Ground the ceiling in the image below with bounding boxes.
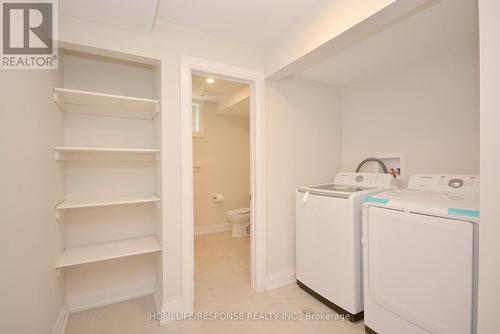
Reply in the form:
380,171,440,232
60,0,324,46
297,0,478,86
156,0,324,46
192,75,245,102
60,0,159,34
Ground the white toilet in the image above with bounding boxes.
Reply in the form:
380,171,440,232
226,207,250,237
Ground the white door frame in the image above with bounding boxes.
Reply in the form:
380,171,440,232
180,56,266,312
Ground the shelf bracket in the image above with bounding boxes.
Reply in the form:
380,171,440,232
55,200,65,219
153,194,161,209
54,150,61,161
152,103,159,120
56,268,61,277
53,90,67,112
155,152,160,161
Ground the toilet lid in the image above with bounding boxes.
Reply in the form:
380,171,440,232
228,207,250,214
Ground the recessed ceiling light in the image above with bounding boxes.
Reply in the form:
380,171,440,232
206,77,215,84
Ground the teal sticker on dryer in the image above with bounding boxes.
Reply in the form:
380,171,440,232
364,197,389,205
448,208,480,218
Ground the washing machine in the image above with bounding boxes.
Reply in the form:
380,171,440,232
362,174,479,334
295,172,397,321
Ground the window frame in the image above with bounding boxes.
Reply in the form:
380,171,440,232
192,101,205,138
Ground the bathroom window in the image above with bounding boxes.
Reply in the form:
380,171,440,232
192,101,205,138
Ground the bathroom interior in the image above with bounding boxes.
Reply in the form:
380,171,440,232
191,74,252,301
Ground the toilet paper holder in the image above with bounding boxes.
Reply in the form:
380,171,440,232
212,194,224,202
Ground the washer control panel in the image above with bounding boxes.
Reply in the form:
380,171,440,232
334,172,397,188
408,174,479,194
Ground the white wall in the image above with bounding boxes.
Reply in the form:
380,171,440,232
3,4,487,331
341,48,479,179
266,77,342,275
265,0,397,75
57,4,482,316
264,45,480,285
193,101,250,229
59,16,263,305
478,1,500,333
0,70,66,333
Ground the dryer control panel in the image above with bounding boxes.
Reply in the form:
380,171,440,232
408,174,479,194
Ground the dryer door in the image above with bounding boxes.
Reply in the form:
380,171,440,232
366,207,474,334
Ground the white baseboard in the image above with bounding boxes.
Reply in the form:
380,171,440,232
194,222,231,235
159,299,183,326
266,268,296,291
67,278,155,313
52,301,69,334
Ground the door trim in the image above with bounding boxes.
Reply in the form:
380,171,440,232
180,56,266,312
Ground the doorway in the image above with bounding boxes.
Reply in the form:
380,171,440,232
180,56,266,313
192,73,251,302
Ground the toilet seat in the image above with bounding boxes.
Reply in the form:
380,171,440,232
228,207,250,215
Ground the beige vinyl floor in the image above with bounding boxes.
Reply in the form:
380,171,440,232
65,231,365,334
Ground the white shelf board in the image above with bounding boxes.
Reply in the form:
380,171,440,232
54,146,160,154
53,87,159,119
56,194,160,211
56,236,161,268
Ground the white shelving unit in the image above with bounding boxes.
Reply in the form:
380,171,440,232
56,236,161,269
53,146,160,160
53,87,159,119
53,49,163,311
